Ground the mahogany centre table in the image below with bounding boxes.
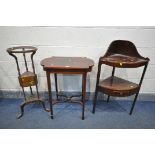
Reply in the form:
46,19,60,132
41,56,94,120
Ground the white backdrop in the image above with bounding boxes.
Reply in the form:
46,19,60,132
0,26,155,93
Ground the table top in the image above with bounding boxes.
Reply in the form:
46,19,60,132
40,56,94,70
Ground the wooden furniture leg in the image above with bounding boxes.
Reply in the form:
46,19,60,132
54,73,59,101
46,71,53,119
107,67,115,103
129,93,139,115
129,63,148,115
92,63,101,113
81,73,87,120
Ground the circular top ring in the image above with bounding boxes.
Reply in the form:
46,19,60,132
7,46,37,54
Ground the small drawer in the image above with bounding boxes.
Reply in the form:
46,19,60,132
112,90,123,95
19,75,38,87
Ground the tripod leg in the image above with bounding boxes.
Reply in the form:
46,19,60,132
39,100,50,112
16,102,27,119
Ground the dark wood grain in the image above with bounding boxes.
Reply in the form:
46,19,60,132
98,76,139,97
40,56,94,70
41,56,94,120
93,40,149,115
101,54,148,68
100,40,149,68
